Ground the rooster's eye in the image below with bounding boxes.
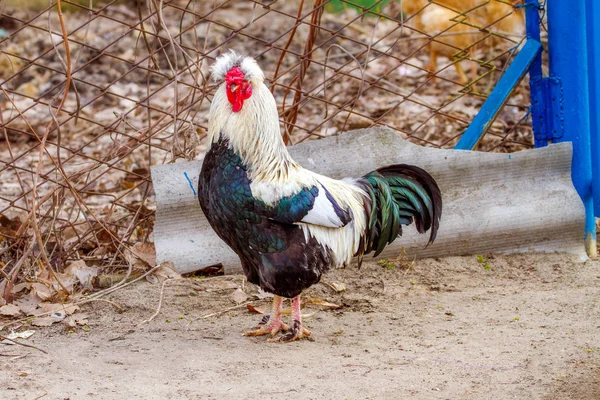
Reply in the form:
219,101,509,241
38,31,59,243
230,83,237,92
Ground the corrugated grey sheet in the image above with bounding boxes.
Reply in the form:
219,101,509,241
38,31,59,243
151,127,587,274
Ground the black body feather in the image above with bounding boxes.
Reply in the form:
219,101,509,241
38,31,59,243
198,137,442,297
198,137,332,298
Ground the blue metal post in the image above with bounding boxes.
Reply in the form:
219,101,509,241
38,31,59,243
587,0,600,219
547,0,596,255
454,40,541,150
455,0,543,150
525,0,550,148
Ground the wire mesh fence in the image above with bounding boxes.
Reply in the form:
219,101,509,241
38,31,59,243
0,0,536,300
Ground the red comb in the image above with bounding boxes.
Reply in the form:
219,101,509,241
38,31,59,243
226,66,245,83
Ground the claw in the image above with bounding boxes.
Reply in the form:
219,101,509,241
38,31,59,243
243,296,288,337
243,319,289,337
257,314,271,326
275,320,311,342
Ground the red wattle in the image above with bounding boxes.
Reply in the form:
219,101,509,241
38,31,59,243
225,67,252,112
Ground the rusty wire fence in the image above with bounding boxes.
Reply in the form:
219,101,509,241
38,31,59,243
0,0,535,301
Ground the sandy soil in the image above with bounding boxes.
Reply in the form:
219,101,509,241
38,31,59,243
1,252,599,400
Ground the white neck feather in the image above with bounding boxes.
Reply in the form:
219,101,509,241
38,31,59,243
207,82,299,182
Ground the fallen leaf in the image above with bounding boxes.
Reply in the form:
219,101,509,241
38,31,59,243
13,292,41,315
6,330,35,340
10,282,31,295
154,261,182,280
0,304,21,317
129,242,156,267
146,274,158,285
64,317,77,329
74,314,89,326
31,312,65,327
38,303,79,316
230,288,248,304
2,331,35,345
51,272,76,293
323,281,346,292
305,298,343,310
30,318,53,327
64,313,89,328
65,260,98,289
247,304,264,314
30,283,53,301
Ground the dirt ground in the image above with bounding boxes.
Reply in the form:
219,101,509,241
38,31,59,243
1,252,599,400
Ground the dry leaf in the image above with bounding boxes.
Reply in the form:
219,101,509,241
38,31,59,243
14,292,41,316
230,288,248,304
323,281,346,292
66,260,98,289
51,272,76,293
247,304,264,314
10,282,31,294
31,312,66,327
64,313,89,328
129,242,156,267
38,302,79,316
153,261,182,280
30,282,53,301
0,304,21,317
64,317,77,329
31,317,54,327
74,313,89,326
305,298,343,310
5,330,35,340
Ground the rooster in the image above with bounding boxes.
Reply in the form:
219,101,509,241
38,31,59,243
198,52,442,342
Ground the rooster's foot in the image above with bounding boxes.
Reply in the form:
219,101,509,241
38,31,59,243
269,320,311,343
243,315,288,337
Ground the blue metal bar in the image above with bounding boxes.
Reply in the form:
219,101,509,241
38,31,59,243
525,0,548,147
587,0,600,218
455,40,542,150
547,0,596,255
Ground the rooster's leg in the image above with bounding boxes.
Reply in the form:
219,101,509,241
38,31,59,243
426,46,438,82
454,61,469,85
243,295,288,337
280,295,311,342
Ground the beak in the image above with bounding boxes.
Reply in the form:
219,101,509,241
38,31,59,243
227,81,252,113
231,85,244,112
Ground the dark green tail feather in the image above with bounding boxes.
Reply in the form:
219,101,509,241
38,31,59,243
356,164,442,264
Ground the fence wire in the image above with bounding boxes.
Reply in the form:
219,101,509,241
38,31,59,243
0,0,536,299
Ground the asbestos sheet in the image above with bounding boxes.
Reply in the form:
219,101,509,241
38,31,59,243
151,127,587,274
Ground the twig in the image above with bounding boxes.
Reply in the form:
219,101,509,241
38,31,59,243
192,301,257,322
0,335,48,354
77,298,124,312
138,278,180,325
108,329,135,342
0,353,26,358
85,265,161,301
33,392,48,400
0,268,157,331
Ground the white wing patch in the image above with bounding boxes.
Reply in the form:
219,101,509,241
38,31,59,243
300,183,345,228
